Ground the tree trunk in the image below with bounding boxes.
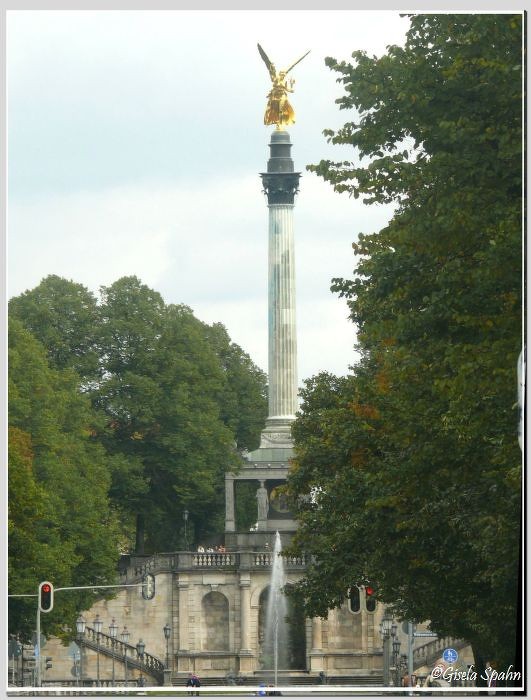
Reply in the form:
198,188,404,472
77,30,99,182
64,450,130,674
135,513,145,554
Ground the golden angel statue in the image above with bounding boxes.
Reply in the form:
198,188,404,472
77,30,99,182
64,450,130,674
258,43,310,128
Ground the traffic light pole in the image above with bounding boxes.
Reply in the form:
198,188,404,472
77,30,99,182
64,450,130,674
9,576,155,687
407,622,414,693
36,606,41,687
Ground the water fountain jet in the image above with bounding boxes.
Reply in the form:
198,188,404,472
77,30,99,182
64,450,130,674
264,532,289,686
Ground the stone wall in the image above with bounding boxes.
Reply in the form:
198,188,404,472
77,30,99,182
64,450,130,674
42,555,384,684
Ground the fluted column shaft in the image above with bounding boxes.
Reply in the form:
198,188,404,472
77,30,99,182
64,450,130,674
268,203,298,419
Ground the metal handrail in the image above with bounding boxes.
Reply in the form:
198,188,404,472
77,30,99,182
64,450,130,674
82,626,164,684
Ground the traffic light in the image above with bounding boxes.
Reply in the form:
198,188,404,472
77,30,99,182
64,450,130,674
45,656,53,670
39,581,54,613
348,586,361,613
142,573,155,600
365,585,377,612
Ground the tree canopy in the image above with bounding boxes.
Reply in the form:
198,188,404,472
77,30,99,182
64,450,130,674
287,13,522,672
9,275,267,562
8,318,121,639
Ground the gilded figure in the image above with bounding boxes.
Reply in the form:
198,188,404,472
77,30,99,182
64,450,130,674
258,43,310,128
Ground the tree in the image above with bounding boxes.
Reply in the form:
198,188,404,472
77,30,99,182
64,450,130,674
205,322,268,452
9,275,100,379
8,319,121,639
287,13,522,672
93,278,255,552
9,274,268,553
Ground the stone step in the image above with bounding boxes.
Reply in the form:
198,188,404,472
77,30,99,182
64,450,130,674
170,674,383,687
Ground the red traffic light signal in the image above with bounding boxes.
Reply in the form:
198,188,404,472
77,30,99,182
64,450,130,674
365,585,377,612
39,581,54,613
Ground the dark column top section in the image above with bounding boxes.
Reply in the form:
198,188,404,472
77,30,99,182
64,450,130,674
260,130,301,205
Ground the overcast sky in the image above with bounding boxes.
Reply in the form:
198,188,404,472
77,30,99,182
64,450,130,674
7,10,408,385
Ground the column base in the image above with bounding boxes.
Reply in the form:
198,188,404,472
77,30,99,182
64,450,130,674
163,669,172,686
309,653,326,672
238,653,255,673
259,417,294,449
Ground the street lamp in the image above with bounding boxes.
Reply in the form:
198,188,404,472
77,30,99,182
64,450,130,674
136,639,145,684
183,510,189,550
163,623,171,670
379,611,394,686
109,618,118,686
392,637,401,685
76,616,86,687
93,614,103,684
401,653,409,686
121,626,130,686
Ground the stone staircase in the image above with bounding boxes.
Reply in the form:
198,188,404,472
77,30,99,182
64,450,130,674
171,673,383,687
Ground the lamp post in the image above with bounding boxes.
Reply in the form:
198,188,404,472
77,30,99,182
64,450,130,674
183,510,189,550
93,614,103,684
379,612,393,686
392,637,401,685
136,638,145,685
109,618,118,686
121,626,130,686
400,653,408,687
76,616,86,687
163,623,171,669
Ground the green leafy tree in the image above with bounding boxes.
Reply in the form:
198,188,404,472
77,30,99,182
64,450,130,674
8,319,121,639
10,274,268,554
9,275,100,378
93,278,244,552
205,322,267,452
287,13,522,673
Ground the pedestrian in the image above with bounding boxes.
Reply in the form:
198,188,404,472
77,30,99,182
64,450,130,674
186,672,201,695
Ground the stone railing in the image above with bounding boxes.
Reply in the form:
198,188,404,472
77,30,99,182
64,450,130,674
413,636,469,670
82,626,164,685
121,551,310,581
251,553,309,568
193,552,238,567
127,553,176,578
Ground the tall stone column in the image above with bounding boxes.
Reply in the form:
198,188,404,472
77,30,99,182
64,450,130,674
239,578,251,653
260,130,300,446
311,616,323,652
225,473,235,532
178,577,189,658
310,616,325,672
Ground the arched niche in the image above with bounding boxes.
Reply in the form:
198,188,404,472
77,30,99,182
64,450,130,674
201,590,229,651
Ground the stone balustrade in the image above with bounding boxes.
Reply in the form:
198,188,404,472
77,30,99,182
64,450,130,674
192,553,238,567
413,636,468,669
121,550,310,582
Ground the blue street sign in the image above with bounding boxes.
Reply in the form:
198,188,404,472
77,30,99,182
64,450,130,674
443,648,458,664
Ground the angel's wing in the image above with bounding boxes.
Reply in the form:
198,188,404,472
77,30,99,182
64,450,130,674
257,43,276,80
285,49,311,76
